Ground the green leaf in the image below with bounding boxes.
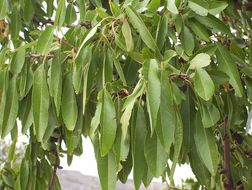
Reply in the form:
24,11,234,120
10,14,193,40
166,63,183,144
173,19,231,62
200,103,220,128
216,44,243,97
10,47,26,75
156,70,176,152
156,15,168,51
120,80,145,138
55,0,66,27
111,52,127,86
65,3,77,25
10,6,21,39
148,0,160,12
167,0,178,14
125,6,158,52
208,1,228,15
20,160,29,190
144,132,168,177
170,111,183,181
1,77,18,138
188,0,209,16
0,0,8,19
100,89,117,156
131,104,147,189
181,25,194,56
48,51,62,116
144,59,161,132
189,53,211,70
32,64,50,142
195,15,231,34
122,19,134,51
194,68,215,101
62,73,78,131
36,26,54,55
188,19,210,42
23,0,35,25
194,112,219,176
94,138,117,190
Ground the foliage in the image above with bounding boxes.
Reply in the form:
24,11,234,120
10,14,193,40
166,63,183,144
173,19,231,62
0,0,252,189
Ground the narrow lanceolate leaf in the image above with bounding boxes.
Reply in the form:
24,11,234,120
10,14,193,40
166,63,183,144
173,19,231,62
125,6,158,52
1,78,18,138
121,80,145,138
55,0,66,27
32,64,50,142
208,1,228,15
144,132,168,177
194,112,219,176
100,89,117,156
188,19,210,42
65,3,77,25
20,160,29,190
122,19,134,51
156,70,176,152
62,73,78,131
131,104,147,190
94,138,117,190
194,68,215,101
10,6,21,39
48,51,62,116
23,0,35,25
156,15,168,51
0,0,8,19
188,0,209,16
10,47,26,75
200,103,220,128
36,26,54,55
189,53,211,70
170,111,183,181
144,59,161,132
216,44,243,97
167,0,178,14
181,25,194,56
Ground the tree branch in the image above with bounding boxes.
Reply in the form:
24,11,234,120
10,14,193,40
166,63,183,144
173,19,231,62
48,165,57,190
223,116,233,190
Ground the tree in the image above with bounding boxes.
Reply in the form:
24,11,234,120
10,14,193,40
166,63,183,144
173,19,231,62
0,0,252,189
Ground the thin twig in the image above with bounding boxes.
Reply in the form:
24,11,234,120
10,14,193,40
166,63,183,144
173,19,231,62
48,165,57,190
223,116,233,190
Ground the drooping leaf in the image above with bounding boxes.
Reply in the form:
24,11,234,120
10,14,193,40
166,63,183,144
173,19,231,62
94,138,117,190
156,69,176,152
36,26,54,55
194,112,219,176
32,64,50,142
10,47,26,75
194,68,215,101
181,25,194,56
48,51,62,116
100,89,117,156
0,0,8,19
144,59,161,133
122,19,134,51
144,132,168,177
188,19,210,42
125,6,158,52
1,77,18,138
200,103,220,128
65,3,77,25
156,15,168,51
131,104,147,190
216,44,243,97
62,73,78,131
55,0,66,27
